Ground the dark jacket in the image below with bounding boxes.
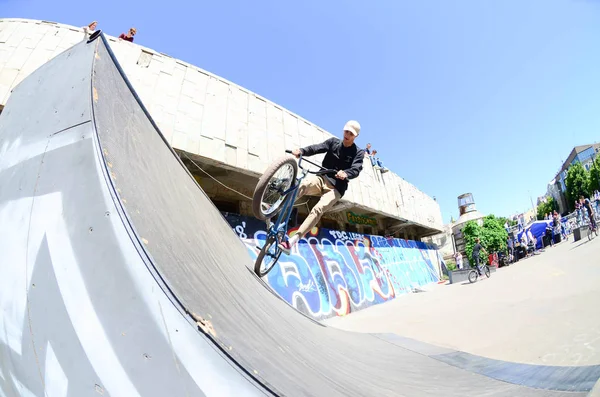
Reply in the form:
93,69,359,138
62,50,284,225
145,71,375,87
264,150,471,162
300,137,364,197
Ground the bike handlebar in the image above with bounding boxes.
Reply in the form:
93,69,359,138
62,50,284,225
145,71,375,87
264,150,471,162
285,149,337,175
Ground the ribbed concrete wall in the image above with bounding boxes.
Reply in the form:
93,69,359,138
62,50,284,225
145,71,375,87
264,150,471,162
0,18,443,233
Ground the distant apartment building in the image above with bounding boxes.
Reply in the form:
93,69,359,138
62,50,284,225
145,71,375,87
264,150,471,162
547,143,600,214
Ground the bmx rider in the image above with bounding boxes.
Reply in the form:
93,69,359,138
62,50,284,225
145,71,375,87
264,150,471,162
278,120,365,254
580,195,597,230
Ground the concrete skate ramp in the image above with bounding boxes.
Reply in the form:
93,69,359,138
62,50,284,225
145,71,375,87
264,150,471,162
0,33,597,396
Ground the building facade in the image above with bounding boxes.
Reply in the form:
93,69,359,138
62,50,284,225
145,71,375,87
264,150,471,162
549,144,600,214
0,18,444,239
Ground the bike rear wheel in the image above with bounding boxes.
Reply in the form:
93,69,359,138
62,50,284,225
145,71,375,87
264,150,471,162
254,234,282,277
252,156,298,221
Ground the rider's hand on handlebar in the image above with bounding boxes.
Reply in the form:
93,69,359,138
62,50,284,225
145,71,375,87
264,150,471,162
292,149,301,158
335,170,348,180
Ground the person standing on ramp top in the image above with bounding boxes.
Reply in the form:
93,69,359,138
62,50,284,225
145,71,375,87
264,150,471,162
278,120,365,254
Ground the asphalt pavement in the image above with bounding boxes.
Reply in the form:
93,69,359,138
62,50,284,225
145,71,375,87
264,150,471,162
325,233,600,367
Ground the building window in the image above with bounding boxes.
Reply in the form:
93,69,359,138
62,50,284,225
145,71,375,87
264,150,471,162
319,218,338,230
137,50,153,68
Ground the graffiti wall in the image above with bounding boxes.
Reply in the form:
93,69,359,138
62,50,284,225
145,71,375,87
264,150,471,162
223,212,444,321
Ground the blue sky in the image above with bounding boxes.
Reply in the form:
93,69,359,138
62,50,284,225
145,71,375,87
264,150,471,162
4,0,600,223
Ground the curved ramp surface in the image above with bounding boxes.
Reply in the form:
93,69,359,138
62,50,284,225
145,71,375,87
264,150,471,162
0,33,594,396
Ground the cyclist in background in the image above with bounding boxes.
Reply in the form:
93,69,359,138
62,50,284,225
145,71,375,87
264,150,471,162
472,238,489,276
580,195,597,231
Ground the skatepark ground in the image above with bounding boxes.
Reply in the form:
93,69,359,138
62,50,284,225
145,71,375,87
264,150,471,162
325,233,600,367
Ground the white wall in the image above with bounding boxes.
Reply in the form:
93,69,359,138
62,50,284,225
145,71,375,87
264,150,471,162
0,18,444,233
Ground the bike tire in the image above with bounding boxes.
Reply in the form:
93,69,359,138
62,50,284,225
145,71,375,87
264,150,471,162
254,234,282,277
484,265,490,278
468,270,478,283
252,155,298,221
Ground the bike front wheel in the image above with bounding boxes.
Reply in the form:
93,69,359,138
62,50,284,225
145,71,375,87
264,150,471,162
484,265,490,278
468,270,478,283
254,234,282,277
252,155,298,221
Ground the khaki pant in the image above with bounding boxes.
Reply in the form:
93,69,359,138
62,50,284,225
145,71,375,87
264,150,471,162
295,175,341,237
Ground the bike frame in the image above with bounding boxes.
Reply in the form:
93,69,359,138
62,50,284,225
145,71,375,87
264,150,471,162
264,154,332,243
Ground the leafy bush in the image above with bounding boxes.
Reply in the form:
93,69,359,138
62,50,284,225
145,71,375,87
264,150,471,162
497,216,517,227
463,220,483,262
537,197,558,220
588,156,600,194
566,162,590,211
462,215,508,265
446,260,457,271
481,215,509,253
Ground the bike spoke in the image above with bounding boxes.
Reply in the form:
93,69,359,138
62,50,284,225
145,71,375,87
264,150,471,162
260,163,294,217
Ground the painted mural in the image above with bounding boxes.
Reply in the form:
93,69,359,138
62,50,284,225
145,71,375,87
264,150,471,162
223,212,444,320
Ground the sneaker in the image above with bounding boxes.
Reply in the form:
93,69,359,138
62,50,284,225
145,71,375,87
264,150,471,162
278,234,299,255
278,240,292,255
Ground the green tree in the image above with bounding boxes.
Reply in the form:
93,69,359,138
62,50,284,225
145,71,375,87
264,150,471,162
481,215,509,253
462,215,508,266
497,216,517,227
588,156,600,194
462,220,483,263
536,197,558,220
565,162,590,211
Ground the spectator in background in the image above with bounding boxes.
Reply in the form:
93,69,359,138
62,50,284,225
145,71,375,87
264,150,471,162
364,145,390,173
579,195,597,231
454,251,463,269
371,150,389,173
119,27,137,42
526,228,537,253
545,222,554,247
520,231,528,253
82,21,97,38
575,200,582,226
552,210,562,241
507,235,514,262
561,219,567,241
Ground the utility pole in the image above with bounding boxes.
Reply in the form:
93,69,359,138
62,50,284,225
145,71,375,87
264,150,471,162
528,190,536,222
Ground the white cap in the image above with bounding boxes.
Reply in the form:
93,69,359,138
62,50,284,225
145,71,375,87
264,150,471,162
343,120,361,136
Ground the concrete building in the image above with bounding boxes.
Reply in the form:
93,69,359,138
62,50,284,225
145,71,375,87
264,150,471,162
421,223,455,261
549,143,600,214
423,193,486,265
0,18,444,239
451,193,485,260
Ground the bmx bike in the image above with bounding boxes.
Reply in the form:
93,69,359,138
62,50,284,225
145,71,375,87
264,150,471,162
468,263,490,283
250,150,336,277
